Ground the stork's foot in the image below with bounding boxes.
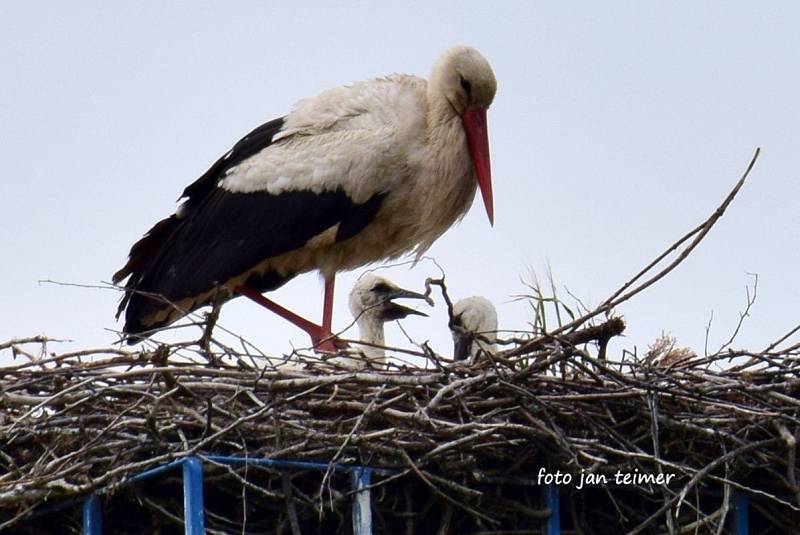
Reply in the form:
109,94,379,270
309,329,348,353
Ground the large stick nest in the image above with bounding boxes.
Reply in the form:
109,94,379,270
2,320,800,534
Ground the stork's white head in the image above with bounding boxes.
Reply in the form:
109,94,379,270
429,46,497,225
430,46,497,116
451,296,498,361
348,274,430,363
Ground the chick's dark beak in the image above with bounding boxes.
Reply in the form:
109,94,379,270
380,288,430,322
453,333,472,361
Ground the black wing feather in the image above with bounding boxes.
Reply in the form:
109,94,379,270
122,188,377,335
335,193,385,242
181,117,286,204
116,115,388,337
113,117,286,286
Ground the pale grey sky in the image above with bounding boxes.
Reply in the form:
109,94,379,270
2,2,798,364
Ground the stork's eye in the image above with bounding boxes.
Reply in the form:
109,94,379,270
459,75,472,96
372,282,392,294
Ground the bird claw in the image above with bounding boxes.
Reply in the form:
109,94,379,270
311,332,348,353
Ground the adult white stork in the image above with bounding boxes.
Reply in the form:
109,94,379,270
343,274,429,366
113,46,497,349
451,296,498,361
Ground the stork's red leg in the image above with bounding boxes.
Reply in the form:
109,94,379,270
314,275,338,352
238,285,336,350
322,275,335,336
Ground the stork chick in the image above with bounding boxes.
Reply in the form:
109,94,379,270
451,296,498,361
347,274,429,366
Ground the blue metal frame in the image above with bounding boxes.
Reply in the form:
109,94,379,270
732,492,749,535
543,483,560,535
182,457,205,535
204,455,376,535
351,467,373,535
81,461,755,535
81,456,378,535
81,493,102,534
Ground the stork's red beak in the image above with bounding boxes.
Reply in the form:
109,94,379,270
461,107,494,226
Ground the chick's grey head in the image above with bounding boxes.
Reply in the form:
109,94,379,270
349,274,429,324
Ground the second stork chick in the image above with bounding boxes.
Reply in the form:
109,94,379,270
451,296,498,361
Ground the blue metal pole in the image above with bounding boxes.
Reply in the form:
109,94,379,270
182,457,205,535
82,493,102,535
732,492,749,535
127,459,185,485
205,455,390,474
85,455,383,534
544,483,560,535
351,468,373,535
